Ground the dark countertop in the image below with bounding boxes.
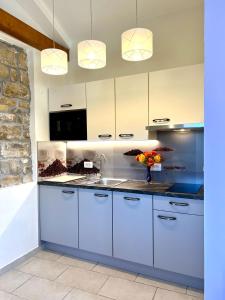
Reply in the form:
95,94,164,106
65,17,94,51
38,179,204,200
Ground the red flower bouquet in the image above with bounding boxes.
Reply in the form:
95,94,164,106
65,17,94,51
136,151,162,182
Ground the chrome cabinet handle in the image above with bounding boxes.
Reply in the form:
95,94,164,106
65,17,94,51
153,118,170,124
62,190,75,194
124,196,140,201
169,201,189,207
60,104,72,108
119,134,134,139
94,193,109,198
98,134,112,139
158,215,177,221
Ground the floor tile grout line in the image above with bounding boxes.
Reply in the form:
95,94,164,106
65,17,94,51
89,269,137,282
152,287,158,300
52,265,71,281
61,286,73,300
134,274,187,294
97,275,111,296
10,274,34,294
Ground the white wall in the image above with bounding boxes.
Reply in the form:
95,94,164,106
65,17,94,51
205,0,225,299
0,33,60,270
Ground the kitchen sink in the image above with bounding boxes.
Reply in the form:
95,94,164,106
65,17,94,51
92,178,127,187
118,180,172,190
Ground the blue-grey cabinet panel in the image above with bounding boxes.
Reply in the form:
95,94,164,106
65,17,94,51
113,192,153,266
79,189,112,256
154,210,204,278
39,186,78,248
153,196,204,216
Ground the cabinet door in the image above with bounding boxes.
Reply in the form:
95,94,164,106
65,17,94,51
113,192,153,266
40,186,78,248
149,64,204,126
79,189,112,256
115,73,148,140
154,210,204,278
49,83,86,112
86,79,115,141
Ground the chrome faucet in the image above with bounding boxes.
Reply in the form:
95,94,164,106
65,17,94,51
95,153,106,178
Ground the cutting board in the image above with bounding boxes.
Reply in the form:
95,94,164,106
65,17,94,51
45,175,85,183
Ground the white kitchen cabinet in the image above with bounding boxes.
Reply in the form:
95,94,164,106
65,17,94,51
79,189,113,256
154,199,204,278
86,79,115,140
49,83,86,112
113,192,153,266
39,186,78,248
115,73,149,140
149,64,204,126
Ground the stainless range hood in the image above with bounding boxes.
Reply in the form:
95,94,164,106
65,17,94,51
146,122,204,139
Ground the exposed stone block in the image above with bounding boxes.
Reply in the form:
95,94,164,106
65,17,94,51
0,175,22,187
0,44,17,67
20,70,29,86
0,41,32,187
0,160,22,175
2,81,30,100
0,63,9,80
0,97,17,112
18,51,28,70
22,173,33,183
0,142,30,157
19,100,30,110
17,112,30,124
0,112,16,122
0,125,21,140
10,68,18,82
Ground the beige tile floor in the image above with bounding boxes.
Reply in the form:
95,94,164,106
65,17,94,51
0,249,204,300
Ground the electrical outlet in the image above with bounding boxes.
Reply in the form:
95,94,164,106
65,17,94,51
151,163,162,171
84,161,93,168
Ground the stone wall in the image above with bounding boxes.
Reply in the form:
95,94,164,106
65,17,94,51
0,40,32,188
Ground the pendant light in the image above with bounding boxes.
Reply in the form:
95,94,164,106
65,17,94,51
41,0,68,75
122,0,153,62
78,0,106,69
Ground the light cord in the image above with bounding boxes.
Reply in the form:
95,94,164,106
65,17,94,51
90,0,93,39
136,0,138,27
52,0,55,48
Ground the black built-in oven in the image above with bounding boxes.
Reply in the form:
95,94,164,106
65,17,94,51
49,109,87,141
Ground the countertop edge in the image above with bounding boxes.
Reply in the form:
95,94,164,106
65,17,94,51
38,181,204,200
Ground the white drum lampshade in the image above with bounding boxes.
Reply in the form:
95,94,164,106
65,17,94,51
78,40,106,69
122,28,153,61
41,48,68,75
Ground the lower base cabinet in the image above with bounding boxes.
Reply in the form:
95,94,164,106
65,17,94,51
39,185,204,280
154,210,204,278
79,189,113,256
39,186,78,248
113,192,153,266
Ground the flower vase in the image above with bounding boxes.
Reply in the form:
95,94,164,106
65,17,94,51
146,166,152,183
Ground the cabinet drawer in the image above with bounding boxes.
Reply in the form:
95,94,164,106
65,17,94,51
153,196,204,216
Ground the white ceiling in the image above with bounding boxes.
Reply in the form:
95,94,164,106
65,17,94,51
0,0,204,82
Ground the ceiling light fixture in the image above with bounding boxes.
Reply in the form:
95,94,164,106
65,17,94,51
78,0,106,69
41,0,68,75
121,0,153,62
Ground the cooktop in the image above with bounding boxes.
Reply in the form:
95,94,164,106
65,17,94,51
167,183,203,194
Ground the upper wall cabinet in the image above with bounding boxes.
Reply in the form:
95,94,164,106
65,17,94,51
86,79,115,141
149,64,204,126
49,83,86,112
115,73,149,140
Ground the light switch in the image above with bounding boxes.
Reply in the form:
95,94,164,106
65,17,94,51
151,163,162,171
84,161,93,168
